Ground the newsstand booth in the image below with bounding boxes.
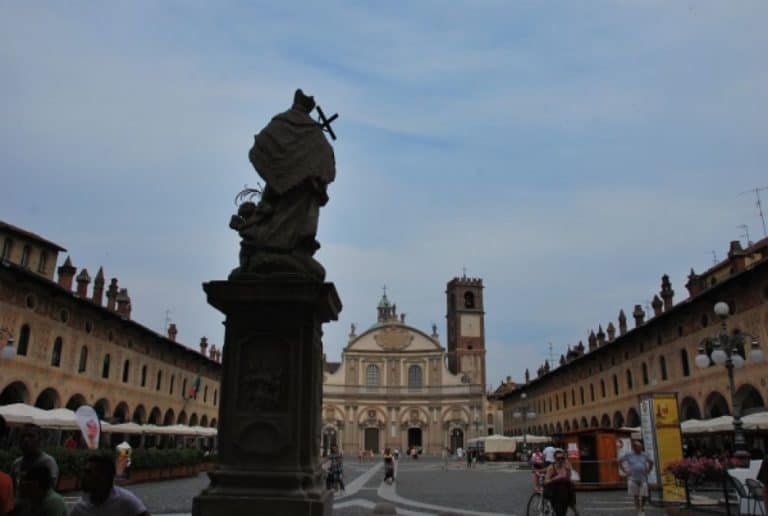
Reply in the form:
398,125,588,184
558,428,633,490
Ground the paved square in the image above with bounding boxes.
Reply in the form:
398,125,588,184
93,457,672,515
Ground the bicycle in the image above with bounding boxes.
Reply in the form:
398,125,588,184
526,471,554,516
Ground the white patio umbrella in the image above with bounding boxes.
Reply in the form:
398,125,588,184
161,424,203,436
105,422,145,435
742,411,768,430
705,415,735,432
0,403,47,424
34,408,80,430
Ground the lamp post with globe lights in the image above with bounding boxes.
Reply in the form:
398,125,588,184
513,392,536,458
0,327,15,360
695,301,764,464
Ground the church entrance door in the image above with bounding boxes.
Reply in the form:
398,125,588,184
450,428,464,453
408,428,422,450
364,428,379,453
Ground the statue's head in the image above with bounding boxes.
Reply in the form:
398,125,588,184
292,89,316,113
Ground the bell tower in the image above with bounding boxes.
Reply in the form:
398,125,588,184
446,274,485,387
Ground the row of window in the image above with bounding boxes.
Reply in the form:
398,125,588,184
532,349,691,414
364,364,423,387
1,238,48,273
13,324,217,406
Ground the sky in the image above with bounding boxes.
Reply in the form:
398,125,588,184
2,1,767,391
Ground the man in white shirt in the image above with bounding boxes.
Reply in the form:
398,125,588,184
70,455,149,516
542,445,557,465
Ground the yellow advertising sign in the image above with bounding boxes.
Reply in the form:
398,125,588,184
651,394,685,502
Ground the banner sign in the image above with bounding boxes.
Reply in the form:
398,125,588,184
75,405,101,449
639,393,685,503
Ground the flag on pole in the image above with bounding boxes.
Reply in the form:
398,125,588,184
188,376,202,399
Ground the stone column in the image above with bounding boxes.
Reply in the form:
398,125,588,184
193,277,341,516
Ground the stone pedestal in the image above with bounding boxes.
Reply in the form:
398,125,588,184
193,277,341,516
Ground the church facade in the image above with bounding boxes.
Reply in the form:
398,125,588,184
321,277,491,455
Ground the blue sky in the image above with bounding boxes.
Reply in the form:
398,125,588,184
2,1,767,390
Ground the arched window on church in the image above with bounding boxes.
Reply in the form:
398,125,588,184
408,365,423,389
366,364,380,387
464,292,475,309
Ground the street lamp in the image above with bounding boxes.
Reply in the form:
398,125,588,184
0,327,15,360
513,392,536,456
695,301,763,464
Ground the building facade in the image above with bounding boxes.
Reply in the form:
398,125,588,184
322,277,491,455
502,238,768,439
0,221,222,431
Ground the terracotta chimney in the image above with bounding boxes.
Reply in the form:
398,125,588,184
606,322,616,342
660,274,674,311
167,323,178,342
633,304,645,327
588,330,597,351
57,256,76,291
199,337,208,355
618,309,628,336
209,344,217,359
106,278,119,311
596,325,606,347
92,267,105,306
651,295,663,317
116,288,131,319
75,268,91,298
685,268,702,298
728,240,747,273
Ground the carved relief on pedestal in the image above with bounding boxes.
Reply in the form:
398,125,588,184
233,335,292,456
237,337,289,412
374,326,413,351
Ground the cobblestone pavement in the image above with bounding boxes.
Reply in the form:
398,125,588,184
64,458,672,515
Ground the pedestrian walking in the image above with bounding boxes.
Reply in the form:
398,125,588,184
327,446,345,492
10,425,59,511
14,465,68,516
383,448,395,484
69,455,149,516
542,444,556,466
618,440,654,516
442,447,449,471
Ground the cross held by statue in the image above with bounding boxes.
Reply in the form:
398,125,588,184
315,105,338,141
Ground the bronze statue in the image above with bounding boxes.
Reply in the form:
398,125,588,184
230,89,337,280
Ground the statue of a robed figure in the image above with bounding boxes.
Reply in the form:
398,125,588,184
230,89,336,280
194,90,341,516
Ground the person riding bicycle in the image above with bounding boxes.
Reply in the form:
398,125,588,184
543,449,579,516
530,447,546,490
